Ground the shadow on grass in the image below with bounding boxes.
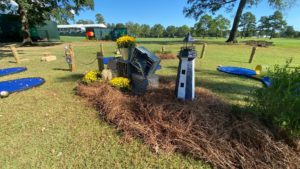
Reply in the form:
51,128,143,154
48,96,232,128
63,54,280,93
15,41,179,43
31,42,63,47
164,66,231,77
0,49,13,59
53,68,71,72
228,60,249,64
56,73,84,82
0,42,62,48
137,40,242,46
159,68,260,103
0,49,25,60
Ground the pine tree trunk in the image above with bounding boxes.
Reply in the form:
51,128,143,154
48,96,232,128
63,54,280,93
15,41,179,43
270,29,275,39
226,0,247,43
19,6,32,46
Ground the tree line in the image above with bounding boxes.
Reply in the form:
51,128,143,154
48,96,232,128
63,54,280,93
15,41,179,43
239,11,300,39
184,0,297,42
107,23,192,38
87,11,299,39
1,0,299,45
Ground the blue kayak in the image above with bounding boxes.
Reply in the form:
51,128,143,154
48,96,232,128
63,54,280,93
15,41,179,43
0,67,27,77
0,77,45,94
217,66,257,77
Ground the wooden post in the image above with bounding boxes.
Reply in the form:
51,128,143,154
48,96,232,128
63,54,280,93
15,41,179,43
69,44,76,72
249,46,257,63
97,43,104,71
10,45,20,64
161,46,165,53
200,43,207,59
100,43,104,56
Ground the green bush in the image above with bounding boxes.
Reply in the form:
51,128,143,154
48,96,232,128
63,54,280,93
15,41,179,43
250,59,300,138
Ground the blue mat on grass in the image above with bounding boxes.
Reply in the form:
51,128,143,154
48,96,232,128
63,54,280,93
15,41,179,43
0,77,45,93
261,76,271,87
0,67,27,77
217,66,257,77
217,66,271,87
103,57,116,65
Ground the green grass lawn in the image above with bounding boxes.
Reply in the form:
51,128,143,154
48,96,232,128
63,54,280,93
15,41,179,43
0,36,299,168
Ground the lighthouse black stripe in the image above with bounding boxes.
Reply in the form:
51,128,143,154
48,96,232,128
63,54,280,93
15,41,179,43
185,61,193,100
175,59,183,96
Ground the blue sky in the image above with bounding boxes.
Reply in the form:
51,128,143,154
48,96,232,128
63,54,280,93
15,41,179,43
75,0,300,30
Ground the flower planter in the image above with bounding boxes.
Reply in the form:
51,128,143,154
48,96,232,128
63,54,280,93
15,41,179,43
120,48,130,60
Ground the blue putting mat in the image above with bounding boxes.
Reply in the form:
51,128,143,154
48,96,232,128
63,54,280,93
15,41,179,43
0,77,45,94
261,76,271,87
0,67,27,77
217,66,257,77
217,66,272,87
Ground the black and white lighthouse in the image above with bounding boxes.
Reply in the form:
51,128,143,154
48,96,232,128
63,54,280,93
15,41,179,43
175,33,197,101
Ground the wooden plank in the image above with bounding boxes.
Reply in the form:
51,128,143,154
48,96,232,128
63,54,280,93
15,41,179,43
69,45,76,72
41,55,57,62
9,45,20,64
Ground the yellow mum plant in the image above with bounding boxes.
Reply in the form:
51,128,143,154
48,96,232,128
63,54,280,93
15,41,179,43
116,35,136,48
82,70,102,84
109,77,131,91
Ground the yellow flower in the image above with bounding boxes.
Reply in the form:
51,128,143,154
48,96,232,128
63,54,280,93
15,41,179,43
82,70,102,84
116,35,136,48
109,77,131,91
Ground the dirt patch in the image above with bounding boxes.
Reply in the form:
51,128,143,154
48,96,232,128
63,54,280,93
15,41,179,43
76,80,300,169
156,53,177,60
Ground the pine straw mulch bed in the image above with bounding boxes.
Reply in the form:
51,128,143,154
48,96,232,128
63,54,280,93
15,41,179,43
76,80,300,169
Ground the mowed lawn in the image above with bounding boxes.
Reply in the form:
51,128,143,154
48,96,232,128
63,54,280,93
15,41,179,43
0,37,299,168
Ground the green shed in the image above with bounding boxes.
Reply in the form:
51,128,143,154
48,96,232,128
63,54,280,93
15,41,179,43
32,21,60,42
0,14,60,42
94,28,127,40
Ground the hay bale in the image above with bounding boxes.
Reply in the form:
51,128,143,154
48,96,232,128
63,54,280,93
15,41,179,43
41,55,57,62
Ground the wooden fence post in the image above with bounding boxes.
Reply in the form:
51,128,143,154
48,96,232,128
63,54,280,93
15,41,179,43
69,44,76,72
161,46,165,53
10,45,20,64
200,43,207,59
100,43,104,56
249,46,257,63
97,43,104,71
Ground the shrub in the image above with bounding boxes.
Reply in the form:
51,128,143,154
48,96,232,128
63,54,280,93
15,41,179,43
82,70,102,84
250,59,300,138
109,77,131,91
